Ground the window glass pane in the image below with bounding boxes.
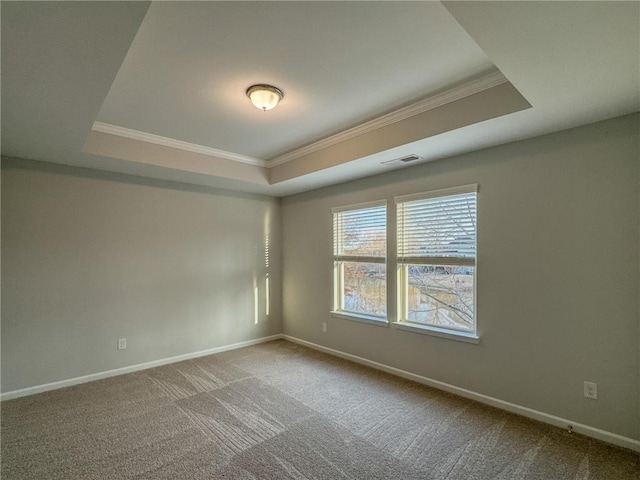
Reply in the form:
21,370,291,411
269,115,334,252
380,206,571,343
342,262,386,316
406,264,473,331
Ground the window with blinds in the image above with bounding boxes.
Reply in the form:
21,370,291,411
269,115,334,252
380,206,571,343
332,201,387,320
396,185,477,335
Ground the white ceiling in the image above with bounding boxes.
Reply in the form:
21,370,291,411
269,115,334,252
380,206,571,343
2,1,638,197
96,1,494,160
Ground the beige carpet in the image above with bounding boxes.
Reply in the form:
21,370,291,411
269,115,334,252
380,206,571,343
1,340,638,479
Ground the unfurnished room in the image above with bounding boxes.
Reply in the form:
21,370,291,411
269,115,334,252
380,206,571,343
1,1,639,479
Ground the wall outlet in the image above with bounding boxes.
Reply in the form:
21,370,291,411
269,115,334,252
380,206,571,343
117,338,127,350
583,381,597,399
322,322,327,333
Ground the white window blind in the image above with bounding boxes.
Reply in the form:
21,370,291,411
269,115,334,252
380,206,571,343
332,201,386,263
397,186,477,266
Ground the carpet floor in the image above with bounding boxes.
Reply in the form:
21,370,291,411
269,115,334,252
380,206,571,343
1,339,638,479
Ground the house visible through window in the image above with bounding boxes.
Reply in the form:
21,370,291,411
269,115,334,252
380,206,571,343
332,201,387,320
396,185,477,336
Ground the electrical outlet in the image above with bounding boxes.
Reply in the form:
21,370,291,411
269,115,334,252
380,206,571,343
583,381,597,399
322,322,327,333
117,338,127,350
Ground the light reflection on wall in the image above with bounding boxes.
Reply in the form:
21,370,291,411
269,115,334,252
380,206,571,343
254,219,272,326
254,284,259,325
265,234,270,316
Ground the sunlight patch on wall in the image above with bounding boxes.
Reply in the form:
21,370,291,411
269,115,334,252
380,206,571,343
254,284,259,325
265,233,270,316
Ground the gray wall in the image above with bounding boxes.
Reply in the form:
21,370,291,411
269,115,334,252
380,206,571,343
2,114,638,441
1,158,281,393
281,114,640,440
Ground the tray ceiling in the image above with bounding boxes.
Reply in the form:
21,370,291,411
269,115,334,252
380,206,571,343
2,2,638,196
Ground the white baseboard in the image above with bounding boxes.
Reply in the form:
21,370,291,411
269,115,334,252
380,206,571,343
4,332,638,453
1,334,284,401
283,334,640,453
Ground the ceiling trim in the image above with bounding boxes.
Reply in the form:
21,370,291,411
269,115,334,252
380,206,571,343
91,70,506,172
91,121,268,167
268,70,508,167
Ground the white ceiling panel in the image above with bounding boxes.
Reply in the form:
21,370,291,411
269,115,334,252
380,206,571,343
96,1,495,160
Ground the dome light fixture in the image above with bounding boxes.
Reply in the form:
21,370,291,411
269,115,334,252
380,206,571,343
246,84,284,111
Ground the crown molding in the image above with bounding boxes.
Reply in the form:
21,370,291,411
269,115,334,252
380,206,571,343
92,71,507,171
268,70,508,167
91,122,268,167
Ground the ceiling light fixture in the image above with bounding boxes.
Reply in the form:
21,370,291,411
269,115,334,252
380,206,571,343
246,84,284,111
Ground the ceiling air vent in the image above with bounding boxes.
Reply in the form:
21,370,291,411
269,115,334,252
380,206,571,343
381,154,421,165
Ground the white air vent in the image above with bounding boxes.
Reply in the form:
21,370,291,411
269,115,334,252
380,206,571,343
381,154,421,165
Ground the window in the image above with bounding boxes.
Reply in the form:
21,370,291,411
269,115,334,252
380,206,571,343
332,201,387,321
396,185,477,337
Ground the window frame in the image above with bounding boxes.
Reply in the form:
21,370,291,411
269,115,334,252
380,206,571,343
331,200,388,324
394,184,479,341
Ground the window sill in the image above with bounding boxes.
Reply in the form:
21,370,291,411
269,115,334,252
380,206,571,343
392,321,480,344
330,311,389,327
